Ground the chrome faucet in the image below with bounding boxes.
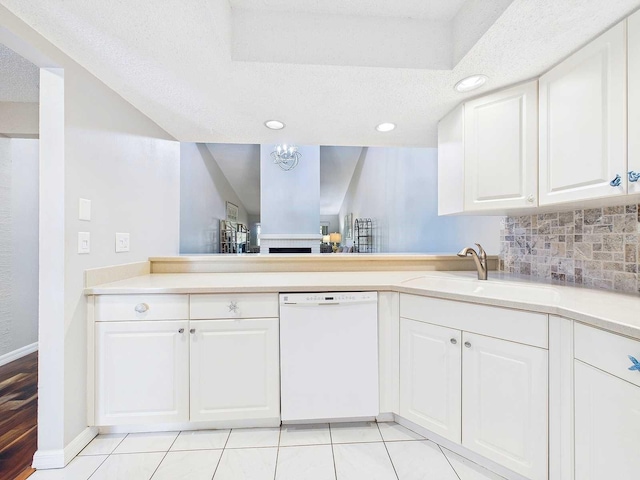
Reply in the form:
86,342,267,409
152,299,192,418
458,243,488,280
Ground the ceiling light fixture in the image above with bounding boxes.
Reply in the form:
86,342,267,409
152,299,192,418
264,120,285,130
376,122,396,132
454,74,488,92
271,144,301,171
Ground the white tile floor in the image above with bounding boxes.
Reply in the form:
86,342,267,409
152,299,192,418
29,422,505,480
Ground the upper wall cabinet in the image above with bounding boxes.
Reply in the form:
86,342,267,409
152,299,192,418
628,11,640,196
464,81,539,211
438,80,539,215
539,22,627,205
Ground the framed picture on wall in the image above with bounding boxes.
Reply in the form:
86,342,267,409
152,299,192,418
344,213,353,239
226,201,239,223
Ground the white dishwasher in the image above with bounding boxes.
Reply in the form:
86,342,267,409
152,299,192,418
279,292,379,422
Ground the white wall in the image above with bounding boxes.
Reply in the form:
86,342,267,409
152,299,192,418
320,214,340,235
260,144,320,235
10,139,38,354
0,137,38,360
180,142,249,253
0,138,11,357
339,147,502,254
1,6,182,459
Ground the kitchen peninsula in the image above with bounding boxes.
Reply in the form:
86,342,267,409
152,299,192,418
84,254,640,480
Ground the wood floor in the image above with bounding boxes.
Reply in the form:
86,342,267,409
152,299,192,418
0,352,37,480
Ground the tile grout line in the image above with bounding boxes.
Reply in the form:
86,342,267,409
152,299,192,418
86,432,129,479
210,429,232,480
437,444,463,480
328,424,339,480
273,425,282,480
148,432,181,480
376,422,400,480
84,452,111,480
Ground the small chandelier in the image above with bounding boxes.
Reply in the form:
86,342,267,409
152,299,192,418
271,144,301,171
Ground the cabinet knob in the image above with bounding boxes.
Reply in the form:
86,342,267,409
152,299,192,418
610,174,622,187
178,328,184,334
190,328,196,334
134,303,149,313
628,355,640,372
228,301,239,314
629,171,640,183
450,338,458,345
527,194,535,203
464,341,472,348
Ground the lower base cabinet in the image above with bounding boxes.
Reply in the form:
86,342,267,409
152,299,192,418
95,320,190,425
94,317,279,426
462,332,548,480
190,318,280,422
398,295,549,480
399,318,462,443
575,360,640,480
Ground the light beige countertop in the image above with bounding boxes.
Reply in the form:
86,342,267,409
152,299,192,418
85,270,640,341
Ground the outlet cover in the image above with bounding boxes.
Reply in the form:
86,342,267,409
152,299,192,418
79,198,91,221
115,232,130,253
78,232,90,254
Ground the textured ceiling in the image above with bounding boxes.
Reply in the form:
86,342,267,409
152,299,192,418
228,0,469,21
2,0,640,146
0,43,39,102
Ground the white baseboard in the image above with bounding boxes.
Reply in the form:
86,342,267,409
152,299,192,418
0,342,38,367
99,418,280,435
376,412,395,422
32,426,98,470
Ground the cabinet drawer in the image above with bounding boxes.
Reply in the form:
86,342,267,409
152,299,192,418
400,294,548,348
190,293,279,319
575,323,640,388
95,294,189,321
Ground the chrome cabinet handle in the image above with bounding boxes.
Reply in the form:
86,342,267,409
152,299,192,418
190,328,196,334
527,194,535,203
629,171,640,183
628,355,640,372
228,301,239,314
178,328,184,334
610,174,622,187
464,341,471,348
134,303,149,313
450,338,458,345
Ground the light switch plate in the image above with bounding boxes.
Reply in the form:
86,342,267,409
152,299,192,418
115,232,130,253
79,198,91,221
78,232,90,254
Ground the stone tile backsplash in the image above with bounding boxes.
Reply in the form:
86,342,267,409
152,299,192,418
499,204,640,294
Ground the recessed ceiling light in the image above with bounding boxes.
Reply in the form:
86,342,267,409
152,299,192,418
376,122,396,132
264,120,285,130
454,74,488,92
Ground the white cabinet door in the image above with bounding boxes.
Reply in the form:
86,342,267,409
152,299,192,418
464,81,539,210
399,318,462,443
575,360,640,480
539,22,626,205
628,11,640,195
462,332,548,480
190,318,280,422
95,320,189,426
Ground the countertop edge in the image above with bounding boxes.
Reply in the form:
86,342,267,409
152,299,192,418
84,273,640,341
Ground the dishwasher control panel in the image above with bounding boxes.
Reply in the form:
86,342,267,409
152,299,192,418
280,292,377,305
